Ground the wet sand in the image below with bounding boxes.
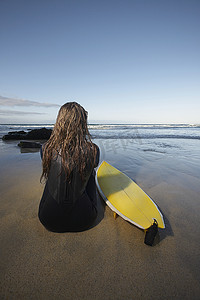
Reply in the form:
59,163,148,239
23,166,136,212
0,139,200,299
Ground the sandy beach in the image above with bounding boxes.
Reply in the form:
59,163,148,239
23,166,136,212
0,138,200,299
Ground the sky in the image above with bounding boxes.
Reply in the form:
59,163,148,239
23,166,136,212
0,0,199,124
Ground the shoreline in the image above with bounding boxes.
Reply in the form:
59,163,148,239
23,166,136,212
0,138,200,299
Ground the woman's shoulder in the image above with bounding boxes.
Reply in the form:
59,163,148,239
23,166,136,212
89,142,100,155
92,142,99,150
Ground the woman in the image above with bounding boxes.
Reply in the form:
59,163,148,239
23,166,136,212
38,102,99,232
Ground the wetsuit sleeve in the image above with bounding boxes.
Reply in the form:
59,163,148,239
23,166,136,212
94,145,100,168
40,143,46,160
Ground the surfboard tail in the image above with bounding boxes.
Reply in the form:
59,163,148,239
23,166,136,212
144,219,158,246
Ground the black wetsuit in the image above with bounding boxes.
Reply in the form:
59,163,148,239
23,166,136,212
38,145,99,232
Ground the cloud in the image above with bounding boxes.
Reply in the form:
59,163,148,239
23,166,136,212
0,109,45,115
0,96,59,107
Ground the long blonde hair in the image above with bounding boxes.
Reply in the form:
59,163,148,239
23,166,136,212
41,102,97,181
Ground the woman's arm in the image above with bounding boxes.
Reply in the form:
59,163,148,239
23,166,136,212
94,145,100,168
40,143,46,160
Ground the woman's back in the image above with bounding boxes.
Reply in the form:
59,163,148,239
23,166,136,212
46,143,99,206
38,102,99,232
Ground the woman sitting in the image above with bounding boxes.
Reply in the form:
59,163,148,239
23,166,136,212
38,102,99,232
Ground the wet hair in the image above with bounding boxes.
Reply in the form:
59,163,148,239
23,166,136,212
41,102,97,182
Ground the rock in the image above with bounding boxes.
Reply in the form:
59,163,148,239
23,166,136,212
8,130,27,135
2,127,52,140
26,128,52,140
18,141,42,148
2,133,25,140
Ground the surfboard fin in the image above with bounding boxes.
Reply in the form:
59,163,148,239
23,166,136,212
144,219,158,246
113,212,117,219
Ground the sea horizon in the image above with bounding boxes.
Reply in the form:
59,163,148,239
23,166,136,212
0,122,200,126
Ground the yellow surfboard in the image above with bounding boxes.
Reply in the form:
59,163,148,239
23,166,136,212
96,161,165,230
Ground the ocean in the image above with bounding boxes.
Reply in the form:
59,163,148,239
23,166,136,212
0,123,200,140
0,123,199,158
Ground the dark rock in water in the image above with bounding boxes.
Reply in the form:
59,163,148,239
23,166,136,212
3,132,26,140
26,128,52,140
18,141,42,148
2,127,52,140
8,130,27,135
